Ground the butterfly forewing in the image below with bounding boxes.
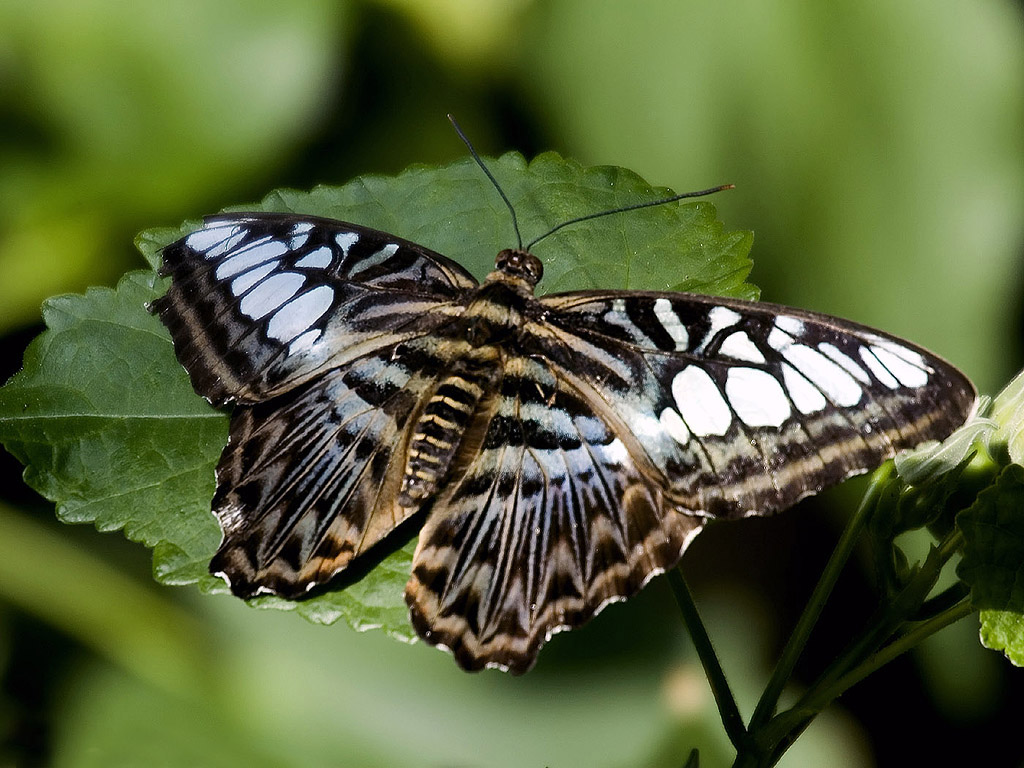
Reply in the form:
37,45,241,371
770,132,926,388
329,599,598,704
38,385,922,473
535,291,976,520
151,213,477,406
153,210,977,674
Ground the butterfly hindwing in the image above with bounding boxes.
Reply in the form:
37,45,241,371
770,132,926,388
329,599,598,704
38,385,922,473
207,333,476,597
151,213,477,406
535,290,977,519
406,354,705,672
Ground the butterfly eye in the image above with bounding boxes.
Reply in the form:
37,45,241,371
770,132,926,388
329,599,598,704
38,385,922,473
495,248,543,285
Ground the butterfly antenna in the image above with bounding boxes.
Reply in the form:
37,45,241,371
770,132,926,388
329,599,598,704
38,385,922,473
525,183,734,251
448,114,524,250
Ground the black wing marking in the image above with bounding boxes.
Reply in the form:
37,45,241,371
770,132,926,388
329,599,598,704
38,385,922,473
150,213,477,406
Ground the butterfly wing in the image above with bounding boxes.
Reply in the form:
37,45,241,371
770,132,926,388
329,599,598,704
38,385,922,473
151,212,477,406
406,353,705,672
536,290,977,519
152,214,478,595
210,342,461,597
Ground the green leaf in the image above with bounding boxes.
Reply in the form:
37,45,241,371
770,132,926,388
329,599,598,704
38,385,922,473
0,153,753,639
957,463,1024,666
0,272,226,586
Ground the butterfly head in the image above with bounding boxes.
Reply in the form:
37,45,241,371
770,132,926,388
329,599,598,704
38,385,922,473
495,248,543,287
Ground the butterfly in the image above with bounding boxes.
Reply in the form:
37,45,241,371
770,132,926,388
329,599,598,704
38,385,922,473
150,190,976,674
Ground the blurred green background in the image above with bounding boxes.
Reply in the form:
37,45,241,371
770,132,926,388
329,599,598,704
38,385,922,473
1,0,1023,766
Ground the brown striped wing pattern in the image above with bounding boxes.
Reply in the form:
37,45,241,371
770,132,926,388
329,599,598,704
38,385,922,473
405,353,706,672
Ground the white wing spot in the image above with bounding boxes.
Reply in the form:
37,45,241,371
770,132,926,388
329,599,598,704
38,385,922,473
725,367,792,428
775,315,806,336
767,326,794,351
781,363,827,413
709,306,741,328
291,221,314,235
186,224,243,256
335,231,359,255
653,298,689,350
230,261,278,296
782,344,862,407
205,228,248,260
626,409,666,441
603,298,632,329
216,239,290,279
266,285,335,342
869,344,929,388
871,338,929,369
697,306,742,352
295,246,333,269
239,272,306,320
289,233,310,249
719,331,765,363
659,407,691,445
351,243,399,276
859,347,900,389
672,365,732,437
288,329,322,355
819,343,872,384
602,438,630,465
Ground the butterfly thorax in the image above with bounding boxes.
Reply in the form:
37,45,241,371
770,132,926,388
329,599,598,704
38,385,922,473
453,249,542,347
398,249,542,507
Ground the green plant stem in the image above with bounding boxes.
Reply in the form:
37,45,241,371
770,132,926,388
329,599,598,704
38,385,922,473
752,525,969,758
669,567,749,752
912,579,969,619
933,527,965,560
757,598,974,763
747,466,892,733
809,598,974,708
808,525,963,695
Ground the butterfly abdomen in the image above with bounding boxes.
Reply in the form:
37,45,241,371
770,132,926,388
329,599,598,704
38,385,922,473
399,368,494,506
397,272,539,507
